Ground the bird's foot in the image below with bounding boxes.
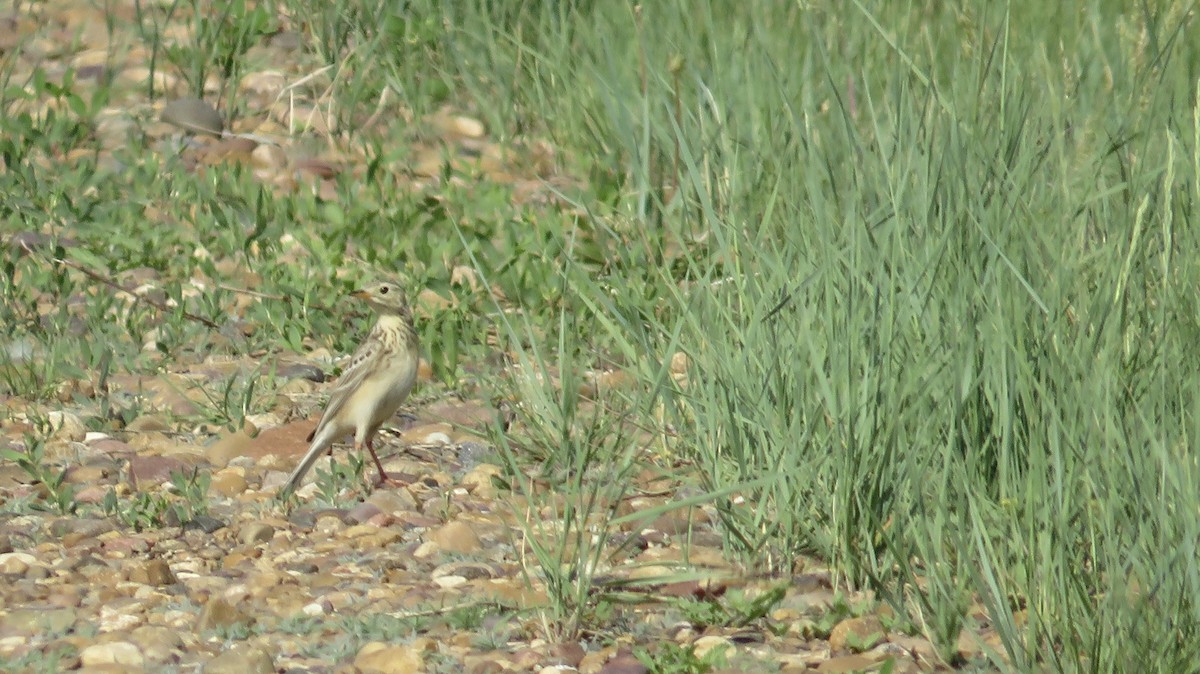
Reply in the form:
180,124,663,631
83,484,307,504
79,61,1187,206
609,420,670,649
370,472,410,490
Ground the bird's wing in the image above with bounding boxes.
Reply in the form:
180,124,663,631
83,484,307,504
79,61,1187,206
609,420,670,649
280,336,387,497
313,334,386,432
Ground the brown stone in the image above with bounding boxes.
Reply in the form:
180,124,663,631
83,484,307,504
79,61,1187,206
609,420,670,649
427,520,481,554
354,641,427,673
828,615,886,652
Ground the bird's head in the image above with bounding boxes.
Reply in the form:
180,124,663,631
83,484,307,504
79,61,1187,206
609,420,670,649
351,281,410,315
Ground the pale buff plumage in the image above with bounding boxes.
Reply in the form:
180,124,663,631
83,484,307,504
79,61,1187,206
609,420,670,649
280,282,419,496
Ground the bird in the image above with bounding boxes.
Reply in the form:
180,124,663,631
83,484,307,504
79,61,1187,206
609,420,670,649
280,281,420,497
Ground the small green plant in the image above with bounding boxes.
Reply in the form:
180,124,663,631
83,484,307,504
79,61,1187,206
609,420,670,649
101,468,211,530
167,467,211,521
809,593,858,639
190,368,272,431
1,645,79,674
135,0,274,103
670,584,787,630
635,641,728,674
0,436,77,515
104,489,170,531
312,451,368,505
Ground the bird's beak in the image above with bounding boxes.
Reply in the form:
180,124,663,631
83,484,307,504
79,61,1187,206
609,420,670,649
350,289,370,299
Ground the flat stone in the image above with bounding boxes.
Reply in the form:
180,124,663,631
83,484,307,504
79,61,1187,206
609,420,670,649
277,362,326,382
238,521,275,545
203,644,274,674
354,641,426,674
161,97,223,136
128,558,176,586
596,652,648,674
427,520,481,554
817,654,876,673
0,607,76,633
0,551,40,574
79,641,144,667
183,515,227,534
692,635,733,660
209,469,248,497
206,428,254,468
129,624,183,664
196,597,252,632
127,455,188,488
244,419,316,461
829,615,885,652
125,414,173,432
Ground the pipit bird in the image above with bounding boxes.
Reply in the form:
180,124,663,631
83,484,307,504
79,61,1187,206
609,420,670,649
280,281,419,497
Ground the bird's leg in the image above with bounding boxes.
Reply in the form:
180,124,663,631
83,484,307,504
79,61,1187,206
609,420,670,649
365,438,389,483
364,438,407,488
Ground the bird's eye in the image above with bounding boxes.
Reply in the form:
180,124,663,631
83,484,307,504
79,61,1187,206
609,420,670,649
379,286,389,294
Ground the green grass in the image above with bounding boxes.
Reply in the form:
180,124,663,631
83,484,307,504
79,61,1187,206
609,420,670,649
2,0,1199,670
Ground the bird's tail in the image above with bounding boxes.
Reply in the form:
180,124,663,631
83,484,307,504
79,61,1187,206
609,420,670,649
280,426,337,497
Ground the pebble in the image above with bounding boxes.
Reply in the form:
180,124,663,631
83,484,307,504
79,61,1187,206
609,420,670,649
79,641,144,667
829,615,885,652
161,97,224,136
203,644,274,674
427,520,481,554
196,597,252,631
0,552,39,574
238,522,276,545
354,641,428,674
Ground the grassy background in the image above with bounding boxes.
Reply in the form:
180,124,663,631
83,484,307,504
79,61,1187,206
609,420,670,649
3,0,1200,670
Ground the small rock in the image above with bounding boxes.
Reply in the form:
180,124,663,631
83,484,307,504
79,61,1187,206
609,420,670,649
427,520,481,554
127,455,188,487
433,575,467,589
817,654,877,673
100,603,145,632
302,599,331,616
238,521,275,545
452,115,485,138
47,410,87,442
250,143,287,171
183,515,227,534
596,652,648,674
209,469,249,497
196,597,252,632
547,642,585,668
422,431,452,445
829,615,885,652
129,624,183,664
79,641,144,667
125,414,173,432
2,607,76,633
206,428,254,467
460,462,502,497
0,552,39,575
203,644,274,674
346,501,384,524
431,561,498,581
692,635,733,660
128,558,177,586
354,641,427,674
864,641,910,662
161,97,223,136
366,489,417,515
278,378,317,396
277,362,326,383
203,136,257,164
240,70,287,97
